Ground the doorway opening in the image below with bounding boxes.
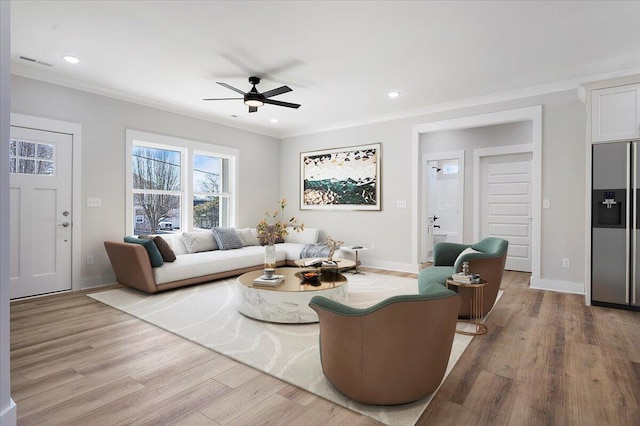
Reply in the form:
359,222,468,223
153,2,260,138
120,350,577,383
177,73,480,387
422,151,464,262
411,106,542,282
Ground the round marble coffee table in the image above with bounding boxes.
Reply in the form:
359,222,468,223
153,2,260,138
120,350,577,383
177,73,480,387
236,267,348,323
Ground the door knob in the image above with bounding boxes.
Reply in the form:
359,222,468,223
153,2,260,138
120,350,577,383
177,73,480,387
58,222,70,228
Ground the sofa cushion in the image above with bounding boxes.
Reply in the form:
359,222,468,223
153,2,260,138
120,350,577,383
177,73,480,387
124,236,164,267
454,247,480,269
284,227,318,244
153,245,288,284
236,228,260,246
212,227,244,250
182,231,218,253
152,236,176,262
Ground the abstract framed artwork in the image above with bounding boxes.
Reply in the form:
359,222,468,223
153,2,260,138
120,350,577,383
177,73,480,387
300,143,381,211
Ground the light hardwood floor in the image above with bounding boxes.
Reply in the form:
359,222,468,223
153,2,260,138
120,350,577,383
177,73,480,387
10,268,640,425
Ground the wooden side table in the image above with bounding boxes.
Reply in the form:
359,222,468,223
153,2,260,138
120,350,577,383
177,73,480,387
445,277,488,336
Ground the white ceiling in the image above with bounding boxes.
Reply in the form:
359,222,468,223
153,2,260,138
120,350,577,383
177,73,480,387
9,1,640,138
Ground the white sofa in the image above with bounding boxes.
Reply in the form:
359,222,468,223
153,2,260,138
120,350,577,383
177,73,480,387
104,227,333,293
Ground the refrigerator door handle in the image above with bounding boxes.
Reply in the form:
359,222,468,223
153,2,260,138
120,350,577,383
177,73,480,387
626,145,631,304
633,142,638,305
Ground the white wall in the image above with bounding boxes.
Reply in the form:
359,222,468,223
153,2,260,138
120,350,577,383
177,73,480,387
10,76,281,288
281,89,587,290
0,2,16,425
422,121,533,243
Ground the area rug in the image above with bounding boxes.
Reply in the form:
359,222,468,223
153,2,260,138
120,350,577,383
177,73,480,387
89,273,485,425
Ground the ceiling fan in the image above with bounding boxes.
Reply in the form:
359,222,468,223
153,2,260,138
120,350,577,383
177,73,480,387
203,76,301,113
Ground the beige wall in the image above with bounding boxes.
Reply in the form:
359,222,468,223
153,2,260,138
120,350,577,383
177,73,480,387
11,76,281,288
1,1,16,423
282,89,586,291
10,75,587,293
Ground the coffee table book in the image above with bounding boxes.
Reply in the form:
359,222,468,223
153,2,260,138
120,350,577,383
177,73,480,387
253,275,285,287
451,273,481,284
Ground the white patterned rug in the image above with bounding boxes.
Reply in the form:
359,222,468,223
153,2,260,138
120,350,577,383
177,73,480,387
89,272,483,425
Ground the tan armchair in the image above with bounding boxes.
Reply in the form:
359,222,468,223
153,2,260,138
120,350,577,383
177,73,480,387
308,286,461,405
418,237,508,317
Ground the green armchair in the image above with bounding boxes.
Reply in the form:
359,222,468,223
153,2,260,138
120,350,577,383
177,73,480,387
418,237,508,318
308,285,461,405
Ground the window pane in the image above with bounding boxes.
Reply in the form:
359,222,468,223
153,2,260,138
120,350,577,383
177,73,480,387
18,159,36,174
9,158,16,174
193,195,221,229
193,154,222,193
133,193,181,235
9,140,16,156
37,143,54,160
132,146,181,191
37,160,54,176
19,141,36,158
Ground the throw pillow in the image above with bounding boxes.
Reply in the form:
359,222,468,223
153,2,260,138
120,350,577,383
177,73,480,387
212,227,244,250
455,247,481,269
236,228,259,246
152,236,177,262
123,236,164,267
181,231,218,253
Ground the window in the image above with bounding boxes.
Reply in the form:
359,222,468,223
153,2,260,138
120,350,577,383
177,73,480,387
9,139,55,176
126,130,238,236
193,153,230,230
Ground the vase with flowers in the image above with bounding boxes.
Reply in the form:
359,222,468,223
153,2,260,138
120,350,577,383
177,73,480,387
256,198,304,269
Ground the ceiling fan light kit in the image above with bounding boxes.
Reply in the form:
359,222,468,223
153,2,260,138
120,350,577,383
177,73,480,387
204,76,301,113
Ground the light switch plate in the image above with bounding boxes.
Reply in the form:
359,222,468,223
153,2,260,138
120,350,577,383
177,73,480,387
87,197,101,207
543,199,550,209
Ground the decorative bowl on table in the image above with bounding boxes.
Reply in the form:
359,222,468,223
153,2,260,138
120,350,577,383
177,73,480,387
300,270,321,285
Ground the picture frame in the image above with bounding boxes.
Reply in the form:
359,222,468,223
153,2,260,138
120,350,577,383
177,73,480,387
300,143,381,211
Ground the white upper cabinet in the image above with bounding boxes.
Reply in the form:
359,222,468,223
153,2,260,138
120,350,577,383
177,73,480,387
592,83,640,142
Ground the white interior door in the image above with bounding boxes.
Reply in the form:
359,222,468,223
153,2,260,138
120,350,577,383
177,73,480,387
10,126,73,299
479,152,533,272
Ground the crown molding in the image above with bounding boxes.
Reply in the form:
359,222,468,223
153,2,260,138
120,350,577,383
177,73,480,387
281,67,640,139
12,62,640,141
11,63,281,139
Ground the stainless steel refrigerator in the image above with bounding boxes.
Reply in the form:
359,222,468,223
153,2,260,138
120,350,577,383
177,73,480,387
592,141,639,310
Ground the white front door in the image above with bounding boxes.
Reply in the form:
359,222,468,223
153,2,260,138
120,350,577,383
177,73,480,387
479,153,533,272
10,126,73,299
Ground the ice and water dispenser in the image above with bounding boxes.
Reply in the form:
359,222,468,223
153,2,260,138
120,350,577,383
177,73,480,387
592,189,625,228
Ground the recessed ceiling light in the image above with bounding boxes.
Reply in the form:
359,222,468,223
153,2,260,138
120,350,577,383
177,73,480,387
63,55,80,64
388,91,400,99
270,118,279,123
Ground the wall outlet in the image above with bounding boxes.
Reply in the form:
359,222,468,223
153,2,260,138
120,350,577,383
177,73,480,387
87,197,102,207
86,255,94,265
562,258,570,268
370,243,376,251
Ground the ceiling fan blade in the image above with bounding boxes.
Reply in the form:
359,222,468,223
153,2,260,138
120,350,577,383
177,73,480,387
216,81,246,95
262,98,301,109
202,97,243,101
248,106,258,113
261,85,292,99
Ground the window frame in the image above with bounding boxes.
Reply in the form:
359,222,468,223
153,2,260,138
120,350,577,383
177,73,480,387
125,129,239,236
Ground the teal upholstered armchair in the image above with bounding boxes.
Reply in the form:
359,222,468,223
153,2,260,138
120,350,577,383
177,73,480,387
309,285,461,405
418,237,508,318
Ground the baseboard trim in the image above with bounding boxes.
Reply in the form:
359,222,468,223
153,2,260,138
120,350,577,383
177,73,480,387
75,273,116,290
530,277,584,295
0,398,16,426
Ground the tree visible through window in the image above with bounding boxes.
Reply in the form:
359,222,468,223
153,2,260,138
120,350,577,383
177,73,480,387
193,154,228,229
132,146,181,234
127,130,237,236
